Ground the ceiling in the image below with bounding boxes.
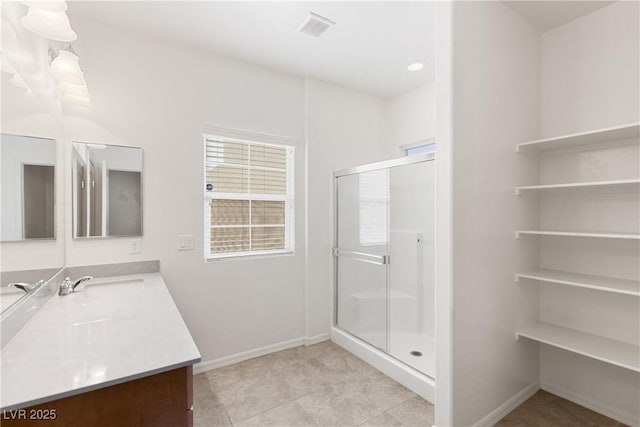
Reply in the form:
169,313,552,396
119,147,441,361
68,2,436,99
503,1,615,31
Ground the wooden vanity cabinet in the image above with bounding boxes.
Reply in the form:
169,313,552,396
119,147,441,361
2,366,193,427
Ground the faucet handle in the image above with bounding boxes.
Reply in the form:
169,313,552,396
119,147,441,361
8,280,44,293
72,276,93,291
9,283,34,293
58,276,94,296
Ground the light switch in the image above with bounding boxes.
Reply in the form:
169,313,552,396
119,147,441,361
129,238,142,254
177,235,194,251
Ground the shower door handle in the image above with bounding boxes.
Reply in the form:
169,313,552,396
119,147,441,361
332,248,389,265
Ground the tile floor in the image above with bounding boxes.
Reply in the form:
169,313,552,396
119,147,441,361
497,390,628,427
193,341,434,426
193,341,626,427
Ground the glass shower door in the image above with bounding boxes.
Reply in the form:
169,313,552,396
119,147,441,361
388,161,435,378
335,170,389,351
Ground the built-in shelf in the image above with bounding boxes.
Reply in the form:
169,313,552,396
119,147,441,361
515,230,640,240
515,179,640,195
516,321,640,372
516,269,640,297
516,122,640,152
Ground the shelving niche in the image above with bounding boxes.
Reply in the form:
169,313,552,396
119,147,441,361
514,123,640,373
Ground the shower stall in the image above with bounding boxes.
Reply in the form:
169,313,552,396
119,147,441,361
332,153,435,398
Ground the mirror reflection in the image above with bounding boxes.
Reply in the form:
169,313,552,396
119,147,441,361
1,134,56,242
0,274,48,314
72,142,143,238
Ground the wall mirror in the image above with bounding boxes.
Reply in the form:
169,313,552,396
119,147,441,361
1,134,56,242
72,142,143,238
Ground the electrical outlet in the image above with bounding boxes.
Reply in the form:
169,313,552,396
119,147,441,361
129,238,141,254
177,235,194,251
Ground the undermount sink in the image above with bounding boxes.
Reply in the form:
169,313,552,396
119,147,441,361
75,277,146,300
82,277,144,289
58,277,147,321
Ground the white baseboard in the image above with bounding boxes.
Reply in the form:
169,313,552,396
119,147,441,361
472,382,539,427
304,333,330,346
193,334,330,375
193,337,304,375
541,381,640,427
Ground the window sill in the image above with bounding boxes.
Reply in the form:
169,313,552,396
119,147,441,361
205,250,294,262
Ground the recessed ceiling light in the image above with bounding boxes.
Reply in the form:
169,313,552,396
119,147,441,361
408,62,424,72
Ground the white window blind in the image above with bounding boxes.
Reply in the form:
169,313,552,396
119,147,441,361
359,169,388,246
204,134,294,259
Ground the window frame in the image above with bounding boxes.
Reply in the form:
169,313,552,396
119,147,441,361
203,128,295,261
402,138,436,157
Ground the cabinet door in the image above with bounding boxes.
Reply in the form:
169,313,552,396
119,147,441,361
1,366,193,427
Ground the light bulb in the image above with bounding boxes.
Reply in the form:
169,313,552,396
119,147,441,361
50,50,84,85
21,6,77,42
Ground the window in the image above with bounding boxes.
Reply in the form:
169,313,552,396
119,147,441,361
404,141,435,157
359,169,388,246
204,133,294,259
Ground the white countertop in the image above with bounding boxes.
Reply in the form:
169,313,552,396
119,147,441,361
0,273,201,410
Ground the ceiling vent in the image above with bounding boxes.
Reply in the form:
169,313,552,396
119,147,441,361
298,12,335,38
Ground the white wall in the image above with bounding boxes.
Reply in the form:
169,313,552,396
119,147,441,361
305,78,388,341
538,2,640,423
385,81,436,155
434,2,453,423
540,1,640,137
451,2,541,425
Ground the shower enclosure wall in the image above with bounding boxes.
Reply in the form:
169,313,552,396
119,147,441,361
332,153,435,390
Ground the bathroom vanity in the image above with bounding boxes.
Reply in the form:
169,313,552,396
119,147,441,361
0,272,200,426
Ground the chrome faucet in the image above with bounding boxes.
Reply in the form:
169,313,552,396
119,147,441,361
8,280,44,293
58,276,93,296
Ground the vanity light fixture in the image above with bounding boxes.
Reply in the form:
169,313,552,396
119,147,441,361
407,62,424,72
50,48,84,85
9,73,28,89
62,93,91,107
58,80,90,97
0,53,17,75
20,1,77,42
20,1,67,12
50,46,91,106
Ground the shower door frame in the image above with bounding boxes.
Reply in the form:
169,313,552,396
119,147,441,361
332,152,436,357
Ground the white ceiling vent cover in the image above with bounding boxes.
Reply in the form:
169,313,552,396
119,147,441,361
298,12,336,38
